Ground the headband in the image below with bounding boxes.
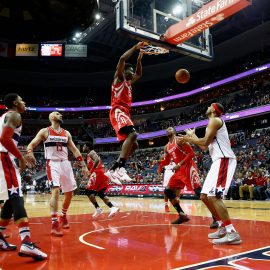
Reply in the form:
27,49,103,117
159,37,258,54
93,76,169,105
212,103,223,116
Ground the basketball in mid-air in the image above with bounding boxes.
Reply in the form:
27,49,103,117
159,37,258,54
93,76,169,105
175,69,190,84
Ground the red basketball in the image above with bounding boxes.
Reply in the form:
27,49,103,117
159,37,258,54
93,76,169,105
175,69,190,84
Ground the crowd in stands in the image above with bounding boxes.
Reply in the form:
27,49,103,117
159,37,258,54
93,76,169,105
24,126,270,201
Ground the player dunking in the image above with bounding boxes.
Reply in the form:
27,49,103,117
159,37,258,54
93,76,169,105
82,142,119,219
182,103,242,245
26,111,89,237
107,42,144,182
0,93,47,260
158,127,202,224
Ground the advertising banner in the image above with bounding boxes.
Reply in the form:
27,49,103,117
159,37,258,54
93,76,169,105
65,45,87,57
16,44,39,56
105,184,195,196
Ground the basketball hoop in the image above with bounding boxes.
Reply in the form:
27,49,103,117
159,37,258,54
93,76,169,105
140,44,169,55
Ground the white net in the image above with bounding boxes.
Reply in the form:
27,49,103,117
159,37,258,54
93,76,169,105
140,44,169,55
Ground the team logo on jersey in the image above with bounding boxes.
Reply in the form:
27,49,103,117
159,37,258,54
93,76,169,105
115,108,129,128
190,166,200,189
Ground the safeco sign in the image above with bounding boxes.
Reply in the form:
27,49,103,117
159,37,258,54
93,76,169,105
164,0,251,45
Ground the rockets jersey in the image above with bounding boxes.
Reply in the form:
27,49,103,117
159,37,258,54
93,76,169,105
208,120,236,161
87,152,103,172
44,127,68,160
111,80,132,110
166,137,194,165
0,111,22,154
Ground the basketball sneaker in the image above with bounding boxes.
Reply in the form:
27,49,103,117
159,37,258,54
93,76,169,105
212,231,242,245
51,221,63,237
105,171,122,185
59,215,70,229
113,167,132,182
210,220,219,229
171,213,190,224
0,233,16,251
108,206,120,218
19,241,47,260
208,227,226,239
165,205,170,212
92,207,103,219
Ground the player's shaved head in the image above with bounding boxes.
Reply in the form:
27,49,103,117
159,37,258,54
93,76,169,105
49,111,63,124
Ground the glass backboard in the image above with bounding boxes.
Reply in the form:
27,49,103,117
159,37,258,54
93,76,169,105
116,0,214,61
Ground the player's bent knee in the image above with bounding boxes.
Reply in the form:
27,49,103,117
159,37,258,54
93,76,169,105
164,187,176,200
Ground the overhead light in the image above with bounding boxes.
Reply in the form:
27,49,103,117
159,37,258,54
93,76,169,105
72,37,77,41
172,5,183,15
95,13,101,20
75,32,81,38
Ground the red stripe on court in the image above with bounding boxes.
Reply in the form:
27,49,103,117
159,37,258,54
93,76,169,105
46,160,52,181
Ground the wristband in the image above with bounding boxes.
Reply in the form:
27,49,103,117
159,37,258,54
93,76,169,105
76,155,83,162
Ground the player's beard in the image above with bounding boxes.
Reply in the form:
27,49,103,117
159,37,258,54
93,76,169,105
55,119,63,124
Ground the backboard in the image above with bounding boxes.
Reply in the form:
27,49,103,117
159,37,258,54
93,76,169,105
116,0,214,61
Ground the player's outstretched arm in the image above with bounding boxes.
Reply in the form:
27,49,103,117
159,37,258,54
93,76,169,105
131,52,143,84
114,42,144,83
66,131,89,176
26,128,48,165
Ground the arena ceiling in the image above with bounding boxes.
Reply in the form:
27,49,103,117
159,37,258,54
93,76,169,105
0,0,270,72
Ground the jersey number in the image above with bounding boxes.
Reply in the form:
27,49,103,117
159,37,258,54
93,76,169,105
56,142,62,151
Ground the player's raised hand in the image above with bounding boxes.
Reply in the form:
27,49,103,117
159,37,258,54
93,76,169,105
136,41,147,49
185,128,196,136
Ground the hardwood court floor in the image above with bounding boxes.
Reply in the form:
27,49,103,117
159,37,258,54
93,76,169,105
1,195,270,270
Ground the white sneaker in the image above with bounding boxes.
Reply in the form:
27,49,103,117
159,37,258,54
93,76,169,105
213,231,242,245
0,234,16,251
18,242,47,260
105,170,122,185
113,167,132,182
108,206,120,218
208,227,226,239
92,207,103,219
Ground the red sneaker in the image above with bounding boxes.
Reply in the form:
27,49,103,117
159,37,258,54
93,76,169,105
165,205,170,212
59,215,70,229
51,221,63,237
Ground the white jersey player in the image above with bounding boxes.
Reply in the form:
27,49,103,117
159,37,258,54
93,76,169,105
182,103,241,245
26,111,89,237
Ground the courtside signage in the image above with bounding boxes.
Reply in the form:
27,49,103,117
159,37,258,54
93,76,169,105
16,44,39,56
165,0,251,45
65,45,87,57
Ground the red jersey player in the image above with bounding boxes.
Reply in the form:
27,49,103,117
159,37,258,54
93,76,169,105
107,42,144,183
83,142,119,219
158,127,201,224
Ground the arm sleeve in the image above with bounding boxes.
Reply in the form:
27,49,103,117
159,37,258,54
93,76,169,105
0,126,22,159
158,154,171,173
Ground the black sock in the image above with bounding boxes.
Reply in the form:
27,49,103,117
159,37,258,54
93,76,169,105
119,158,126,168
107,202,113,208
94,202,99,208
173,203,185,215
110,162,119,171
